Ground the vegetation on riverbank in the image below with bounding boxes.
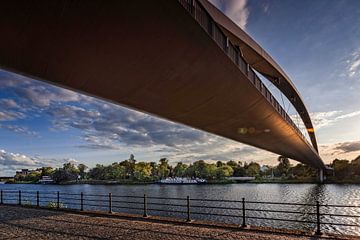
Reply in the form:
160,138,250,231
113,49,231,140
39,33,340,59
9,154,360,184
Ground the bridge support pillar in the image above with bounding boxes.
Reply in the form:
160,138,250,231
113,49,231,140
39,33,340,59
318,169,324,183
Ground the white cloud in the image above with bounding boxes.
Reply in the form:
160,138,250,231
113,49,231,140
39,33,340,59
347,50,360,78
0,111,25,121
311,110,360,130
209,0,249,30
0,149,79,176
319,141,360,163
0,149,40,167
0,124,38,136
16,85,81,107
0,99,20,109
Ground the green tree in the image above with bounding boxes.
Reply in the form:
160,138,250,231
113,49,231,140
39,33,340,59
89,164,106,180
158,158,170,179
40,167,54,177
173,162,188,177
245,162,260,177
226,160,238,169
276,156,291,177
216,165,234,179
78,164,88,179
332,159,350,178
134,162,152,181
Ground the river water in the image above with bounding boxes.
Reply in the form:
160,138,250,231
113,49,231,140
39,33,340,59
1,183,360,235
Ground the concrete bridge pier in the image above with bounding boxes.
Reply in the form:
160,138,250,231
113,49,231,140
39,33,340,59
318,169,324,183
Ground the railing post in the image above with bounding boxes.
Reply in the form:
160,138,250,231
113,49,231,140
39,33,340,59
57,191,60,209
80,192,84,211
242,198,246,228
18,190,21,205
315,201,322,235
108,193,112,213
36,191,39,207
0,190,3,204
143,194,148,217
186,196,191,222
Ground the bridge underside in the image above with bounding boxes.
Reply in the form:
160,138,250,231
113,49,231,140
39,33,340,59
0,0,325,169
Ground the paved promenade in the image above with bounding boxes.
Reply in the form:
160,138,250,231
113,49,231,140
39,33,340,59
0,205,357,240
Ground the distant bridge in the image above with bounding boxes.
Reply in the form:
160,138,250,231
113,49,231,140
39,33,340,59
0,0,326,174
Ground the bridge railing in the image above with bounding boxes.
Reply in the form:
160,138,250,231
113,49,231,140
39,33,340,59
1,189,360,235
178,0,308,143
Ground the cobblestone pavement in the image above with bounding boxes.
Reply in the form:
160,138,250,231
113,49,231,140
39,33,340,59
0,205,357,240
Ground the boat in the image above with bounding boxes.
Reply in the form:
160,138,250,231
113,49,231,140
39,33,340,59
38,176,54,184
159,177,207,184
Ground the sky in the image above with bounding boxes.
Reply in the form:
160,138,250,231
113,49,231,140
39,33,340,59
1,0,360,176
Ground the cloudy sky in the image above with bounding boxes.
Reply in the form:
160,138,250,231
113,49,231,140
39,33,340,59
1,0,360,176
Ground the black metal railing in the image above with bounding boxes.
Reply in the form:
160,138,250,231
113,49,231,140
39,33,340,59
178,0,310,143
1,189,360,235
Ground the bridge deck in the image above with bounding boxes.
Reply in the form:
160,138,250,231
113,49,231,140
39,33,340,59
0,0,324,168
0,205,353,240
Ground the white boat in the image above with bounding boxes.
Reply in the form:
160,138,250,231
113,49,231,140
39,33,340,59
159,177,207,184
38,176,54,184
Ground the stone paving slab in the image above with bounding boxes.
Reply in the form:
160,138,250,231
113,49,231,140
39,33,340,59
0,205,357,240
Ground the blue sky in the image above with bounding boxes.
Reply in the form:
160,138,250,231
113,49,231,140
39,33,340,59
1,0,360,176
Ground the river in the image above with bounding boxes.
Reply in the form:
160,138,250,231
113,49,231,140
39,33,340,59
1,183,360,235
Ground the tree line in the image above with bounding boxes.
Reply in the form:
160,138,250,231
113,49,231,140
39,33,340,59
13,154,360,183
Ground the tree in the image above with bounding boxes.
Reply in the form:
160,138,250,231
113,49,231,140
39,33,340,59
63,162,79,175
233,166,246,177
51,168,78,183
216,161,224,167
134,162,152,181
245,162,260,177
40,167,54,177
226,160,238,169
78,164,88,179
89,164,106,180
216,165,234,179
332,159,350,178
158,158,170,179
173,162,188,177
276,156,291,177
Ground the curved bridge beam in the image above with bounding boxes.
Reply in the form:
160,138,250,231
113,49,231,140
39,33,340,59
200,0,318,152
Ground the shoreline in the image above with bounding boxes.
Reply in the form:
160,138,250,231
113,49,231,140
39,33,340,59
4,179,360,185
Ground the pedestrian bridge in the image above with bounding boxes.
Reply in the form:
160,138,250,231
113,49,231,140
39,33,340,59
0,0,325,169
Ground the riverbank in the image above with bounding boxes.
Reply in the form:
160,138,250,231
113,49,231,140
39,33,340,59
6,178,360,185
0,205,356,240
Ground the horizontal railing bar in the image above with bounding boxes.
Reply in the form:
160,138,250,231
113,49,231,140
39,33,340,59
112,206,144,211
191,205,242,211
81,203,109,208
321,213,360,218
246,208,316,215
111,195,144,199
146,196,187,201
111,200,143,205
191,211,242,218
191,198,242,203
247,216,316,224
147,208,187,214
37,196,57,199
80,194,108,197
322,204,360,208
147,202,187,208
59,197,81,201
246,201,316,206
321,222,360,227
